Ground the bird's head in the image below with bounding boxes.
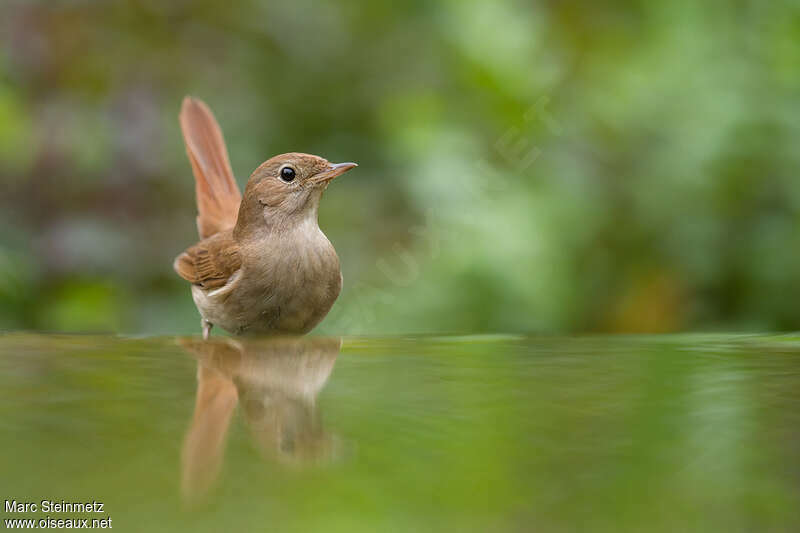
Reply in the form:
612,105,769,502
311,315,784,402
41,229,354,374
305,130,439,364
235,153,356,235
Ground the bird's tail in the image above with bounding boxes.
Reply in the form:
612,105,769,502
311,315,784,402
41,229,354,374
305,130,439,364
179,97,242,239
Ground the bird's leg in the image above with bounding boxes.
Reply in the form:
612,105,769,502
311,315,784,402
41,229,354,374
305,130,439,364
201,319,213,340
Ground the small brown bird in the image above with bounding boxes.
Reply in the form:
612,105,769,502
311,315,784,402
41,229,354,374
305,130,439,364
173,97,356,338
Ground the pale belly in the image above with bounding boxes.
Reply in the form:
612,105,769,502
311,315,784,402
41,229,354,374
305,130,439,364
191,244,342,336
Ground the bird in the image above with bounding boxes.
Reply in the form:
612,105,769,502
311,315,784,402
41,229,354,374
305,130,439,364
173,97,356,339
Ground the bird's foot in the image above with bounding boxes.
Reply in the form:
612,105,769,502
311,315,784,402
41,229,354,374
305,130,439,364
201,319,213,340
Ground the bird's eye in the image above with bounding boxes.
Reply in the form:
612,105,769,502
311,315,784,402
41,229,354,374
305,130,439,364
280,166,296,182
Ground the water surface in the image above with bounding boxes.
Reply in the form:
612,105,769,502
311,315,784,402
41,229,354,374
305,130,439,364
1,334,799,532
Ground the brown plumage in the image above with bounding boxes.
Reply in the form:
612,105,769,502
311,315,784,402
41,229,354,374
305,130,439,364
173,97,356,338
179,98,242,239
174,231,241,290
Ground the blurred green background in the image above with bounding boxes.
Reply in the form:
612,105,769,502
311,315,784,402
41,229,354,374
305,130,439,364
1,0,799,335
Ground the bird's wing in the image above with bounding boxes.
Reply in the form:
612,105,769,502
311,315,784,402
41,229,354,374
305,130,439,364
173,231,242,289
179,97,242,239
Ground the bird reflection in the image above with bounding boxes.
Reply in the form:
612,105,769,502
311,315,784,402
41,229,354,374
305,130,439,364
179,336,341,502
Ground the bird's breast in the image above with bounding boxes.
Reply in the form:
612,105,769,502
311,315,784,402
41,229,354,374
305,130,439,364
230,225,342,334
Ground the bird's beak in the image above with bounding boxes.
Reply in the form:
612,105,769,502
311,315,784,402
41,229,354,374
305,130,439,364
310,162,357,186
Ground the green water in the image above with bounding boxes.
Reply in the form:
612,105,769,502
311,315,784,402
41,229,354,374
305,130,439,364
1,334,799,532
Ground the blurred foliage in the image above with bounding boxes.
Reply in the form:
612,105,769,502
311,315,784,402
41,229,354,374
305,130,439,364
1,0,799,334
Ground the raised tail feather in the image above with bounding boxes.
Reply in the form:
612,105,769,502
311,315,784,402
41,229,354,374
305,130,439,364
179,97,242,239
